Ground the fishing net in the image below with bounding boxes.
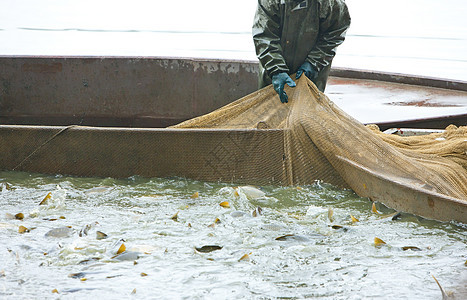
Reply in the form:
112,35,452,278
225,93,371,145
172,76,467,203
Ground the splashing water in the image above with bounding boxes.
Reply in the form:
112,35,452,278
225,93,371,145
0,171,466,298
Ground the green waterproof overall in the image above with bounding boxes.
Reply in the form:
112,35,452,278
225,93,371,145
253,0,351,91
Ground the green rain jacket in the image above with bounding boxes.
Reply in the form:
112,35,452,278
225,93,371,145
253,0,351,91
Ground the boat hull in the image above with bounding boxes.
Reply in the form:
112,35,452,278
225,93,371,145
1,56,466,130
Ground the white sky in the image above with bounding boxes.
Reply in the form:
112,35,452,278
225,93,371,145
1,0,466,80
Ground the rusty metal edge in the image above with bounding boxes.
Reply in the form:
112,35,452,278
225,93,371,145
329,67,467,92
2,55,466,91
0,55,259,66
375,113,467,131
336,155,467,223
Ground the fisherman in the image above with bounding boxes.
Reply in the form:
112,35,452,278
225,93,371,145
252,0,351,103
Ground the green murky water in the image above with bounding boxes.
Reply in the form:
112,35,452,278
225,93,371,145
1,171,466,299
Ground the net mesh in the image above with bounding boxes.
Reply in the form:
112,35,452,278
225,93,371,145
172,76,467,202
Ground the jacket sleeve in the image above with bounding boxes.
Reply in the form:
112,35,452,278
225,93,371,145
252,0,289,77
306,0,351,72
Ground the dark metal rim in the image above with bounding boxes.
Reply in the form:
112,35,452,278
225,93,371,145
2,55,465,91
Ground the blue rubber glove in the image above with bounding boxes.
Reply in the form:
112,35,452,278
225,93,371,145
296,61,317,80
271,72,296,103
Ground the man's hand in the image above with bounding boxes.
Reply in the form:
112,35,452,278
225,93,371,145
296,61,317,80
271,72,296,103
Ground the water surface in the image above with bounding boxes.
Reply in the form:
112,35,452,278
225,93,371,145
1,171,466,298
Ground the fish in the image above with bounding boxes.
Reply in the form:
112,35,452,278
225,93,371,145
108,239,126,255
230,211,248,218
207,218,221,228
275,234,310,242
96,231,108,240
18,225,30,234
238,253,251,262
69,271,103,280
252,206,263,217
117,243,126,254
374,237,386,247
328,208,334,222
45,226,74,238
78,257,101,265
331,225,348,232
171,211,179,221
402,246,422,251
79,222,97,237
0,182,13,191
68,272,86,279
219,201,230,208
85,186,111,194
236,186,266,200
39,192,52,205
391,212,402,220
432,275,451,300
113,251,141,261
106,275,124,279
195,245,223,253
109,241,142,261
39,187,67,208
371,202,380,214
